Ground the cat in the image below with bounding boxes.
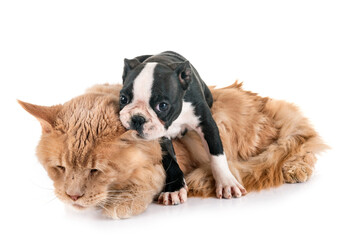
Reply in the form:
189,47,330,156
18,84,166,219
18,82,328,218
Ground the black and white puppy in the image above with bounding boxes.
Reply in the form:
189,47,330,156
119,51,246,205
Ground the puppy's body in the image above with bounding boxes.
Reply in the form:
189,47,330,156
120,51,246,203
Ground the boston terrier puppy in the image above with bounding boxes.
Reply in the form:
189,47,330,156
119,51,246,205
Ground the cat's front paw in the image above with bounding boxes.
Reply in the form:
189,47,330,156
158,186,188,205
102,205,131,219
101,199,149,219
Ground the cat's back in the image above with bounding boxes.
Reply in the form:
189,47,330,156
210,82,278,160
85,83,122,98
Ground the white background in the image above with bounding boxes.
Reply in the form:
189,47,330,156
1,0,344,239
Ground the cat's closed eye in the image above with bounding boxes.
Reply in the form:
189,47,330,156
90,169,99,176
47,165,66,180
56,165,65,172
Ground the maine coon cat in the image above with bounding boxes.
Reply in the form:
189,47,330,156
19,84,165,219
18,82,327,218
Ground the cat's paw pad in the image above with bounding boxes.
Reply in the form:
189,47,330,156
215,178,247,199
158,186,188,205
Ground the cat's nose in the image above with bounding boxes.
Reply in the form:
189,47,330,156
67,194,83,201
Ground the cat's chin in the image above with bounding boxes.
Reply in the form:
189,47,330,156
64,202,91,212
64,203,101,217
71,203,87,210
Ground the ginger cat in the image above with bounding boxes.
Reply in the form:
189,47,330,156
18,84,165,219
18,82,328,218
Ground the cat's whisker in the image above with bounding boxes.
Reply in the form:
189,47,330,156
98,204,116,218
105,193,151,201
31,182,55,191
105,196,135,200
43,195,58,206
105,196,147,202
106,189,156,194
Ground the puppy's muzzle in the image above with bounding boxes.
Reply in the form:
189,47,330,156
130,115,146,134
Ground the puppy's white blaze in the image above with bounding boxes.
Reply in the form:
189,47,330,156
120,62,163,137
132,62,157,103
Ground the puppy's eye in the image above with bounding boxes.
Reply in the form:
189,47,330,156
90,169,99,175
156,102,169,112
120,95,129,105
56,165,65,172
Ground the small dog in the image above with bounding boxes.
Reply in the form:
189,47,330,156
119,51,246,204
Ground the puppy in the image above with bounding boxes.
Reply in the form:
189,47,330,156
119,51,246,204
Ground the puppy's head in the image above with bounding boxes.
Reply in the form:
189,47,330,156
119,58,192,140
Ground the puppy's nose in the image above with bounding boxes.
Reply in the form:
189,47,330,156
130,115,146,132
67,193,83,201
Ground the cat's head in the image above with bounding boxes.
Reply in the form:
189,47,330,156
18,85,163,210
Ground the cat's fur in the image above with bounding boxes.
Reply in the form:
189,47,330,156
18,82,328,218
18,84,165,219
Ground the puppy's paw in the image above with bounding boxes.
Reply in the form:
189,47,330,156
215,174,247,199
211,155,247,199
215,181,247,199
158,186,188,205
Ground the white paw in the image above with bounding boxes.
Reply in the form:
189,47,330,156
215,176,247,199
158,186,188,205
211,155,247,199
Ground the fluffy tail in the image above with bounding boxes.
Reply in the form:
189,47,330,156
238,133,326,192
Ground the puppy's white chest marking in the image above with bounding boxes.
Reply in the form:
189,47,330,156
166,101,200,138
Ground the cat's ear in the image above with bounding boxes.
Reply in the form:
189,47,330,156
17,100,62,133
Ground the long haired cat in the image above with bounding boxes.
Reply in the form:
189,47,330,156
18,82,328,218
18,84,165,219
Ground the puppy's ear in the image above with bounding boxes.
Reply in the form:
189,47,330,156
122,55,152,84
122,58,140,84
174,61,192,90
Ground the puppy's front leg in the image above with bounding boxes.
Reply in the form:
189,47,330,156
197,113,247,199
158,137,188,205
